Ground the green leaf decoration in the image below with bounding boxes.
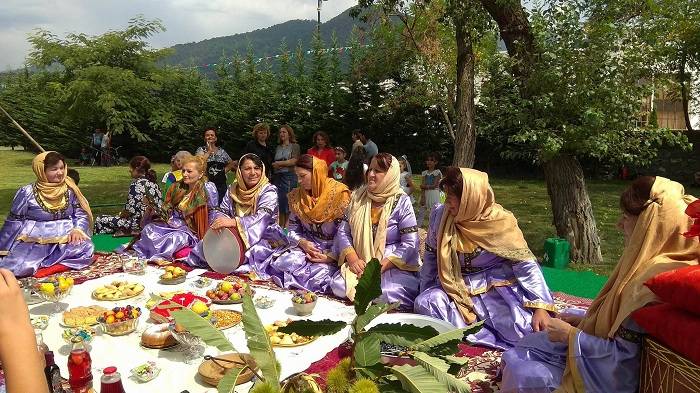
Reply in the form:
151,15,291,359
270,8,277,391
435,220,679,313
355,302,399,333
171,308,235,352
355,364,388,380
354,332,381,367
365,323,439,347
409,322,483,352
354,258,382,315
390,363,448,393
411,352,471,393
241,289,281,390
277,319,347,337
375,379,410,393
217,367,244,393
441,355,469,366
423,340,461,357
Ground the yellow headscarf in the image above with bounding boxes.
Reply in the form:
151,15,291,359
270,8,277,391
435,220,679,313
557,177,699,392
436,168,534,324
288,156,350,224
341,155,404,300
32,151,93,228
229,154,270,217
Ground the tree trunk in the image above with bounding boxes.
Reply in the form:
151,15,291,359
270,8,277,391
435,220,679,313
452,22,476,168
679,53,696,132
543,154,603,264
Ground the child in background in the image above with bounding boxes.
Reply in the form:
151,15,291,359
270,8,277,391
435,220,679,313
399,155,415,203
78,147,90,166
418,152,442,226
329,147,348,181
161,150,191,197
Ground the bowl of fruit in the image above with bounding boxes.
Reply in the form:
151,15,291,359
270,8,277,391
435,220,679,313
159,266,187,284
291,290,317,316
36,276,74,303
98,306,141,336
206,280,252,304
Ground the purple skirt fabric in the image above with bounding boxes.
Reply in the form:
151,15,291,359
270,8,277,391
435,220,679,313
329,267,420,310
269,247,339,293
131,217,198,261
1,241,94,278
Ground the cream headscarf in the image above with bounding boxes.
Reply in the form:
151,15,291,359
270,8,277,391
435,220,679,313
32,151,93,228
229,154,270,217
436,168,534,324
557,177,700,392
341,155,404,300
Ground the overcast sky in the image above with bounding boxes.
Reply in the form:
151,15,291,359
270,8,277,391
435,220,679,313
0,0,357,70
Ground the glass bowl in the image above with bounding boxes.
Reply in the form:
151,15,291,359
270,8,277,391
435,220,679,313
292,299,317,316
100,318,140,336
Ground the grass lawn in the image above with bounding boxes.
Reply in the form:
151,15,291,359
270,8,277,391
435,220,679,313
0,150,627,275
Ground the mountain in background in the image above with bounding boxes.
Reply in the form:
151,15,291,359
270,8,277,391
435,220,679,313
161,7,367,67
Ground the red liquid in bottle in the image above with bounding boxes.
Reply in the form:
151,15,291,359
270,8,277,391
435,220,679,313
100,366,126,393
67,349,93,393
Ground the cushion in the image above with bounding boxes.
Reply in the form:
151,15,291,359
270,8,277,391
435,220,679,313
645,265,700,315
632,303,700,366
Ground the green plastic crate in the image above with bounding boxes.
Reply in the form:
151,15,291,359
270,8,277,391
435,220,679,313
543,237,570,269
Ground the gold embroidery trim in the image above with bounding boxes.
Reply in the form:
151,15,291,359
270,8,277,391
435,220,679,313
0,251,8,256
17,234,69,244
387,256,420,272
337,246,355,266
463,278,518,296
566,327,586,392
523,301,558,313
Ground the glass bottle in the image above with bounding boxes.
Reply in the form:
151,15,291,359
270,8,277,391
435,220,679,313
67,348,93,393
36,330,49,368
100,366,126,393
44,351,66,393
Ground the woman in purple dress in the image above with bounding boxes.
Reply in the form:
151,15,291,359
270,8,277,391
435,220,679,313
267,154,350,293
0,152,94,277
130,155,218,261
188,154,282,273
500,176,699,393
330,153,420,310
413,167,554,350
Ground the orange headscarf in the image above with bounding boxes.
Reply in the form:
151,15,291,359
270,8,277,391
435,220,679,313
32,151,93,229
229,153,270,217
436,168,534,324
288,157,350,224
557,177,700,392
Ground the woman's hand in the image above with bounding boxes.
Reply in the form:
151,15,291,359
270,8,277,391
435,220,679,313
299,240,322,256
546,318,574,343
307,251,333,264
380,258,395,273
210,217,237,231
559,313,584,326
206,141,216,154
348,257,366,276
67,229,89,245
531,308,551,332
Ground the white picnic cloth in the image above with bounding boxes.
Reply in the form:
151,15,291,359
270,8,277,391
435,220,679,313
31,266,355,392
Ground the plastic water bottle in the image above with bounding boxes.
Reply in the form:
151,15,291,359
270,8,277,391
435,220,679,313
100,366,126,393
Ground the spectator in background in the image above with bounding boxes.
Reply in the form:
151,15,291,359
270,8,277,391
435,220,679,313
329,146,348,181
67,168,80,185
243,123,275,179
196,128,235,204
418,152,442,226
162,150,192,198
78,147,90,166
352,129,378,162
307,131,335,167
272,124,301,227
343,145,368,191
91,129,104,165
100,131,112,166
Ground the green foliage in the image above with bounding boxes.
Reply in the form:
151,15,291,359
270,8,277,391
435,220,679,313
365,323,439,347
354,332,382,367
411,352,470,393
390,363,450,393
170,308,235,352
277,319,347,337
217,367,244,393
326,359,352,393
409,322,483,352
241,289,281,391
349,378,381,393
355,303,399,333
354,259,383,315
250,381,279,393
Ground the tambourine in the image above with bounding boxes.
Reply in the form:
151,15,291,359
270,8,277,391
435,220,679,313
202,227,246,274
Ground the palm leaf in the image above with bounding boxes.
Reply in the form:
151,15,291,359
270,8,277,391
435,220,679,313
217,367,244,393
354,258,382,315
411,352,471,393
355,302,399,333
365,323,439,347
354,332,381,367
241,289,281,389
171,308,235,352
409,322,483,352
391,364,448,393
441,355,469,366
277,319,347,337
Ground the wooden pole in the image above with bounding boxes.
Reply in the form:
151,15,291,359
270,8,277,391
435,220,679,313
0,102,45,152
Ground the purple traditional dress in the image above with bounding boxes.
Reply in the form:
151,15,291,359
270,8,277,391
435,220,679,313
413,168,554,351
330,156,420,310
501,177,699,392
266,156,351,293
0,153,94,277
414,205,554,350
188,154,283,273
130,180,218,261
